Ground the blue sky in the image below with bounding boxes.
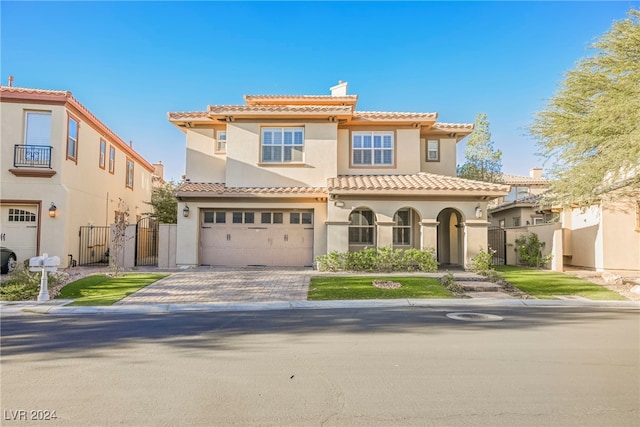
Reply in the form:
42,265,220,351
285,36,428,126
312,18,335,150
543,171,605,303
2,1,637,181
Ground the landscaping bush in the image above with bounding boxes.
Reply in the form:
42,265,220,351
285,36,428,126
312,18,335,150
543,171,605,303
469,248,497,278
0,264,67,301
439,270,465,295
515,233,552,268
316,247,438,272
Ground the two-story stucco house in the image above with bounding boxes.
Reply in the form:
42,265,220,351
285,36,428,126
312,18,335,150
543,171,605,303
1,84,156,268
169,82,509,268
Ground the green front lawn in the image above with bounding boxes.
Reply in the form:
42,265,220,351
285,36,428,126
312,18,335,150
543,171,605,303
495,266,626,300
56,273,168,306
308,276,453,300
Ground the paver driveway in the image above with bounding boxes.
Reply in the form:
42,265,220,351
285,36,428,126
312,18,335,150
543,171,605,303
116,267,315,304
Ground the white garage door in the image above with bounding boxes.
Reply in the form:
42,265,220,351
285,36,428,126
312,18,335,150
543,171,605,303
1,205,39,263
200,210,314,267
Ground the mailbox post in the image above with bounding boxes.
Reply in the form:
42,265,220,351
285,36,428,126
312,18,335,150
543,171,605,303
29,253,60,302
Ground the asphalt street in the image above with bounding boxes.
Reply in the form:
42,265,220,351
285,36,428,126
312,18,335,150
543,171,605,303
1,306,639,426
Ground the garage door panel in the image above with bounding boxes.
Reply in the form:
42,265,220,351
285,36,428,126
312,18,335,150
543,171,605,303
1,205,39,263
199,210,314,267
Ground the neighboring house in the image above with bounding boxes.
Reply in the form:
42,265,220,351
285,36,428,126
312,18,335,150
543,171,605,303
561,190,640,272
488,194,557,228
169,81,509,268
1,84,155,268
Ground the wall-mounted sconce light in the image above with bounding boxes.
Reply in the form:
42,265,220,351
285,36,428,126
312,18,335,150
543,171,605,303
475,204,482,219
183,205,190,218
334,201,345,208
48,202,57,218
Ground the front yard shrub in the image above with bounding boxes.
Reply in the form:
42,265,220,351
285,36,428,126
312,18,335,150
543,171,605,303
316,247,438,272
0,264,67,301
469,248,497,277
515,233,552,268
439,270,465,295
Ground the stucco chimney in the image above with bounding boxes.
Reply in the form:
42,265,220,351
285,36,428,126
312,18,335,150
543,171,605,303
8,76,14,87
153,162,164,181
330,80,348,96
530,167,543,179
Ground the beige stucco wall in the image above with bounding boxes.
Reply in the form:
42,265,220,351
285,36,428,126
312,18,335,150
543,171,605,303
601,198,639,271
564,205,603,270
1,100,153,267
336,128,423,175
420,137,457,176
191,122,338,188
504,223,559,267
184,127,226,183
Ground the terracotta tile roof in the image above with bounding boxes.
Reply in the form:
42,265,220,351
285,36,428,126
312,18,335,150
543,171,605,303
327,173,510,193
1,86,154,172
354,111,438,120
245,94,358,103
432,122,475,131
501,173,548,185
168,111,211,120
175,182,327,196
207,104,353,114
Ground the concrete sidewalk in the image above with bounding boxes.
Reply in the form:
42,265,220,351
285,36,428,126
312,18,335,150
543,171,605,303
1,298,638,316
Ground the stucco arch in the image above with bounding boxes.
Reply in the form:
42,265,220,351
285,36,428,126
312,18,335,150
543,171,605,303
436,208,464,266
392,207,421,249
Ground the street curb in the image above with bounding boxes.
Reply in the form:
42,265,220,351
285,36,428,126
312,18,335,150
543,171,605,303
1,298,638,316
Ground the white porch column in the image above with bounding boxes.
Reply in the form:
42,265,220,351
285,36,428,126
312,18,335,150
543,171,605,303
420,219,439,250
463,219,490,268
376,221,394,248
326,221,350,253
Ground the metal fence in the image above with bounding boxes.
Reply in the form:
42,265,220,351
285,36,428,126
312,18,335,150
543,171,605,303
135,217,158,266
78,226,110,266
14,145,52,168
488,227,506,265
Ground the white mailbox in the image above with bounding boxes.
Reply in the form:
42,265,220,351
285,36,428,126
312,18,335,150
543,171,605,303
29,253,60,301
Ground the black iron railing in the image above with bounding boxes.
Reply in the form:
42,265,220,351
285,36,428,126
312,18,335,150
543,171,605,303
14,145,52,168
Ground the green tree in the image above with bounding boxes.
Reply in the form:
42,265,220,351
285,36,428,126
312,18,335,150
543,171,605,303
146,181,178,224
530,9,640,206
457,113,503,183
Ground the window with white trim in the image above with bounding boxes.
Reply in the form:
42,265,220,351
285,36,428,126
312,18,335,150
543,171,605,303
427,140,439,161
261,127,304,163
67,116,79,162
216,130,227,153
24,111,51,146
352,131,394,166
349,209,375,245
99,140,106,169
8,208,36,222
126,158,134,189
393,209,412,245
109,146,115,174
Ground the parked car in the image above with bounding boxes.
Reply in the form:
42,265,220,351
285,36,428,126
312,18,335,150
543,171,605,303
1,247,17,274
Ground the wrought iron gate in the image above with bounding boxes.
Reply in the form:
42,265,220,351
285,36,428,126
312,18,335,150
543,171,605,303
78,225,110,266
135,217,158,266
488,227,506,265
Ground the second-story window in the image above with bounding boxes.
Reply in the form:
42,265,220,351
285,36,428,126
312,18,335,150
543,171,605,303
67,116,79,162
99,139,106,169
25,111,51,146
109,146,115,174
216,130,227,153
261,127,304,163
427,140,439,161
126,158,134,189
352,131,394,166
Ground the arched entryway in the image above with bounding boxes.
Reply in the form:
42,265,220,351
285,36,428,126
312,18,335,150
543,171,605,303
436,208,464,266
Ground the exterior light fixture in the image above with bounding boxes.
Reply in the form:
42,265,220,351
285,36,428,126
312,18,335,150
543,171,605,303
475,204,482,219
182,205,190,218
334,201,345,208
48,203,57,218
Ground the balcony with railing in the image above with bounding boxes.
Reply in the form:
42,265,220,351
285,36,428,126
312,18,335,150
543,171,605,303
9,145,57,177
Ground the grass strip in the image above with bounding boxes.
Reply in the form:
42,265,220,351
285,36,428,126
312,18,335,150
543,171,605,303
495,266,626,300
308,276,453,300
56,273,168,306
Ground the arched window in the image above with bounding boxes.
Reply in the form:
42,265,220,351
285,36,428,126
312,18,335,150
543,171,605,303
393,209,412,245
349,209,374,245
